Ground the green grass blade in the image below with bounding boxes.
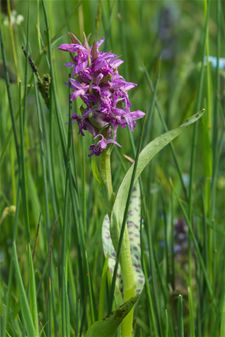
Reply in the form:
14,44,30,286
28,245,39,336
12,243,36,337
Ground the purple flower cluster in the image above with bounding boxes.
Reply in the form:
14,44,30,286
59,36,144,156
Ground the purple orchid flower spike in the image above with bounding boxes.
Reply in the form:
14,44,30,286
59,34,145,156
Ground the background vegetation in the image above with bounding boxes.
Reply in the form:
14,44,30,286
0,0,225,336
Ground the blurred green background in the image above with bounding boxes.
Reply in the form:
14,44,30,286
1,1,225,336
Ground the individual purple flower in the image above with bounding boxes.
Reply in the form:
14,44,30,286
89,134,121,156
59,34,145,156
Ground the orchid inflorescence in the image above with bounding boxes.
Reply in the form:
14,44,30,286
59,34,144,156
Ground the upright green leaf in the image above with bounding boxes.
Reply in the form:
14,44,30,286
126,183,145,295
102,183,145,296
111,112,204,234
102,214,122,293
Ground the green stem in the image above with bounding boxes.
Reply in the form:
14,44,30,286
100,148,135,337
100,147,113,207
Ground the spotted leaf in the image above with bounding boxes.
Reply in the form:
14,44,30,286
102,183,144,296
102,214,123,293
127,183,145,294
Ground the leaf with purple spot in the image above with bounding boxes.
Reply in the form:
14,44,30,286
102,215,123,294
126,183,145,294
102,183,145,296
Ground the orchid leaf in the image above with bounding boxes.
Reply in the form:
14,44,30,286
127,183,145,294
85,296,137,337
102,183,145,296
102,215,123,293
111,111,204,234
